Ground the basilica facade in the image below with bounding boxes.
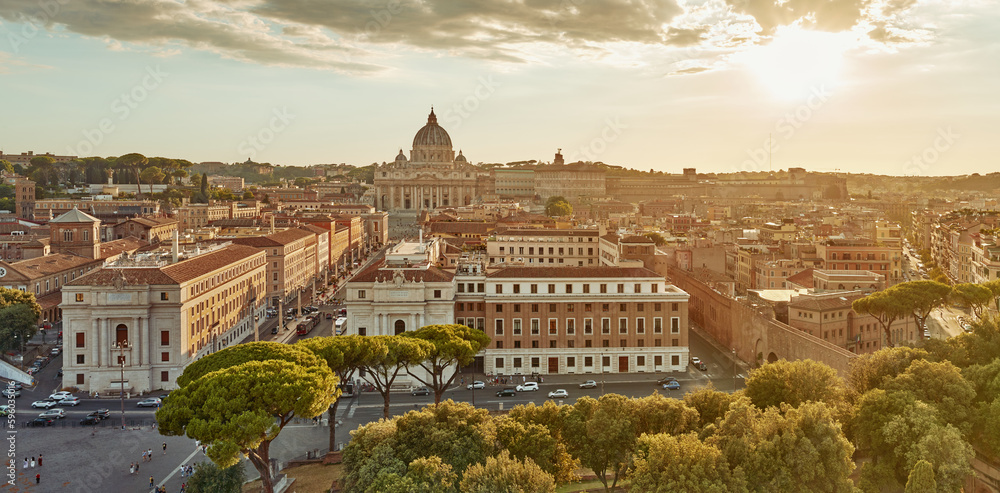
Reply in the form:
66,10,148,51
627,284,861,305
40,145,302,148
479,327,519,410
374,109,491,212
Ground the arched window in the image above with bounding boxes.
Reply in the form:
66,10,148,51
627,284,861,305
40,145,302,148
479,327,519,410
115,324,129,345
394,320,406,335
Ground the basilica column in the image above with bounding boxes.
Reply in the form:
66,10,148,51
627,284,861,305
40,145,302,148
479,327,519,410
135,317,142,366
93,318,101,368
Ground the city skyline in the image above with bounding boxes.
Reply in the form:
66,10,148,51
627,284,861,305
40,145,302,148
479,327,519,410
1,0,997,175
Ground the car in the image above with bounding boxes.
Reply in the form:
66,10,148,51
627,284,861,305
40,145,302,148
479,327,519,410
285,314,295,321
30,417,54,427
31,400,58,409
695,361,707,371
325,312,334,320
411,387,430,396
88,409,111,420
137,398,162,408
662,381,681,390
466,381,485,390
50,347,61,356
38,409,66,419
548,389,569,399
963,324,974,333
48,391,72,401
516,382,539,392
271,327,279,334
579,380,598,389
2,388,20,398
0,405,9,416
6,382,23,391
58,397,81,407
923,329,931,338
496,388,517,397
656,377,678,385
80,416,101,426
26,368,37,376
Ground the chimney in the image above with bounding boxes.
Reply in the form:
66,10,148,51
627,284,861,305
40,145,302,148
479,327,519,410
172,230,179,263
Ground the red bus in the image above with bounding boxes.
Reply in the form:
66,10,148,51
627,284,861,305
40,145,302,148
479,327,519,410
296,316,320,336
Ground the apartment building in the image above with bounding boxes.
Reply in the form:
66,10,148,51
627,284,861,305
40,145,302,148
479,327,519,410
487,229,601,267
231,228,318,307
815,239,902,284
787,291,917,354
112,217,179,243
60,243,267,393
472,266,690,375
2,173,35,220
971,231,1000,283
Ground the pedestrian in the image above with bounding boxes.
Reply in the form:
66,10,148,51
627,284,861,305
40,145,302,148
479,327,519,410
135,462,139,475
30,457,35,468
35,473,39,484
38,454,42,466
130,463,135,475
22,458,27,470
148,448,153,460
179,465,185,477
180,482,186,493
150,476,154,488
163,442,167,454
141,451,146,462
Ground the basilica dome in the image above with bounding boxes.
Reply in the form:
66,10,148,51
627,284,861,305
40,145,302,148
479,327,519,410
412,108,452,148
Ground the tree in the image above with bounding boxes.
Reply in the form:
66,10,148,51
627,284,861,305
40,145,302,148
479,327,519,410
117,153,148,197
950,283,994,320
200,173,209,198
563,394,636,492
241,190,254,199
360,335,433,418
853,291,909,347
157,342,338,493
846,346,929,398
881,359,976,435
892,280,952,334
643,232,667,246
0,159,13,173
0,304,39,353
493,415,578,483
402,324,491,405
545,200,572,217
743,359,846,412
140,166,165,195
186,461,247,493
629,433,746,493
905,460,936,493
297,335,376,452
683,385,735,432
459,451,556,493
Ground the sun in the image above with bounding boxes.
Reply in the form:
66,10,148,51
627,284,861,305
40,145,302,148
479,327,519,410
737,26,854,101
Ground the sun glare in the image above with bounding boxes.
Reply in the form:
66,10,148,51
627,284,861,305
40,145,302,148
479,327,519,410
738,27,853,101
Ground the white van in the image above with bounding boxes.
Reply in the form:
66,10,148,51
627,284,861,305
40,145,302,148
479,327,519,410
335,317,347,335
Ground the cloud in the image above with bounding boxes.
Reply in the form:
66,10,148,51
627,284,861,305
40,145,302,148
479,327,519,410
0,0,928,74
0,51,52,73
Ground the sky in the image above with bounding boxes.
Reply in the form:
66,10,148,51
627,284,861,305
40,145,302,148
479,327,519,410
0,0,997,176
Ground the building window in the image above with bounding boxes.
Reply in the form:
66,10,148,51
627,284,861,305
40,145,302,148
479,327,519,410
75,293,84,302
619,303,627,312
160,292,169,301
672,303,679,311
634,283,641,293
513,319,522,335
496,358,504,368
652,284,659,293
531,284,538,294
567,304,575,313
654,355,663,366
548,319,557,335
76,354,85,364
566,319,575,335
531,357,540,368
617,284,625,293
514,304,521,313
434,289,442,299
358,327,367,336
532,340,539,348
161,331,170,346
496,304,503,313
600,284,607,293
671,355,680,366
584,356,593,367
602,304,610,312
567,356,576,367
585,303,592,311
161,371,169,382
496,285,503,294
495,319,504,335
161,352,170,362
672,338,679,346
584,318,593,334
63,230,73,242
496,341,504,349
602,356,611,368
618,318,628,334
601,318,610,334
566,284,573,293
583,284,590,294
654,318,663,333
637,356,645,366
513,284,521,294
76,374,84,385
358,290,366,299
637,303,644,312
477,283,485,293
637,318,645,334
671,317,680,334
530,319,540,335
514,357,522,368
532,304,539,313
458,284,465,293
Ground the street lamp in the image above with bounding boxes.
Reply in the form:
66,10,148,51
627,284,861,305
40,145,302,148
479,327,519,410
731,348,737,393
113,340,132,429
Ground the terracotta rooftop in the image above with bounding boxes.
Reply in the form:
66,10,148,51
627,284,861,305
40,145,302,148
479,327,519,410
99,237,148,259
68,244,264,287
350,259,455,283
788,293,863,311
6,254,98,279
786,268,816,288
231,228,314,247
51,208,99,224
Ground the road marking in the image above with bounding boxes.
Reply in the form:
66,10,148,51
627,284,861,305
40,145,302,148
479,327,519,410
155,445,203,491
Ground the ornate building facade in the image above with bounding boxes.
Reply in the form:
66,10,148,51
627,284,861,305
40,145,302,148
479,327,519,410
373,109,490,212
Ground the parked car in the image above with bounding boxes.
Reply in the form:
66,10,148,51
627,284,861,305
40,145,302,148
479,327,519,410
656,377,678,386
58,397,81,407
496,388,517,397
662,381,681,390
411,387,430,396
0,405,10,416
579,380,598,389
31,400,58,409
38,409,66,419
516,382,539,392
691,357,707,371
547,389,569,399
2,388,20,398
325,312,334,320
50,347,61,356
963,324,974,333
30,417,54,427
80,416,101,426
88,409,111,420
466,381,485,390
137,398,162,408
49,391,72,401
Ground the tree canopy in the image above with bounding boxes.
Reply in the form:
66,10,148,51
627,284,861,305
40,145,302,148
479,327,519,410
401,324,492,404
